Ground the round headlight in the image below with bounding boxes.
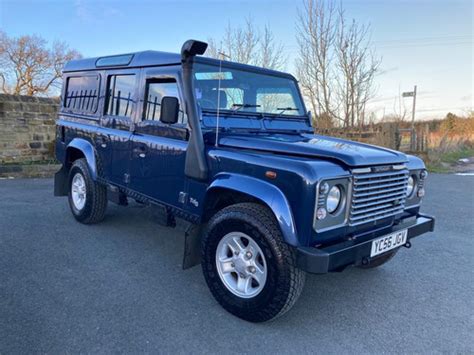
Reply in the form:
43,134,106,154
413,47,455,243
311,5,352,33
406,176,415,197
326,185,342,213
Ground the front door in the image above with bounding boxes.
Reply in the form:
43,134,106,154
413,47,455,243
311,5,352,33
129,68,188,207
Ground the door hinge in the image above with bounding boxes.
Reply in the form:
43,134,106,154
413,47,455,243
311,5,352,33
178,191,188,204
123,173,131,184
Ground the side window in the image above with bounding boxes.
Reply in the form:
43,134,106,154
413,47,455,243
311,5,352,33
143,79,186,124
64,75,100,114
105,74,136,118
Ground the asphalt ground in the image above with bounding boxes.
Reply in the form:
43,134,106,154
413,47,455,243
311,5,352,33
0,174,473,353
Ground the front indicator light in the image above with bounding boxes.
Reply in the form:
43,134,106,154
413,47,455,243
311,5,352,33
320,182,330,194
417,188,425,198
316,207,327,220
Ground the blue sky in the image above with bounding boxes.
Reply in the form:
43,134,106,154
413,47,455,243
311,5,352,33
1,0,472,119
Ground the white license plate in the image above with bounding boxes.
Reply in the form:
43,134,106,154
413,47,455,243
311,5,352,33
370,229,408,257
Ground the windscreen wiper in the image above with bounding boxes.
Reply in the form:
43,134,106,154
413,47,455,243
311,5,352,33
275,107,300,117
232,103,261,112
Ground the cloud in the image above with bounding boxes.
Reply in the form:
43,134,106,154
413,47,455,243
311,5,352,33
74,0,91,22
74,0,123,23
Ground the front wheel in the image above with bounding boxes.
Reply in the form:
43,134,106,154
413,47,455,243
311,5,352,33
201,203,305,322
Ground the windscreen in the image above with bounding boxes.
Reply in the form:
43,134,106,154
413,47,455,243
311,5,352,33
193,63,305,117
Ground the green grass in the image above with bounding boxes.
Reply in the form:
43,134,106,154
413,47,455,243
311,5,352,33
426,146,474,173
425,162,451,174
437,147,474,164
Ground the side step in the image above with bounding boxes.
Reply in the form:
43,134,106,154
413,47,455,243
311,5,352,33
107,185,128,206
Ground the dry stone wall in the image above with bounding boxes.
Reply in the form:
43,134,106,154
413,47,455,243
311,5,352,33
0,94,60,177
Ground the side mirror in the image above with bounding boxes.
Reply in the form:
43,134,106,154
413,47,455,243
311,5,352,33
160,96,179,124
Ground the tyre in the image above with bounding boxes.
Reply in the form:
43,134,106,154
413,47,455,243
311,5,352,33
68,158,107,224
358,250,398,269
201,202,305,322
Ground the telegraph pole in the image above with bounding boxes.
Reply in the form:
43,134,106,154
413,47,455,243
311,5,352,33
402,85,417,151
411,85,417,151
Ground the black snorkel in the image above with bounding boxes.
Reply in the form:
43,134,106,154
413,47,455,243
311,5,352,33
181,40,208,181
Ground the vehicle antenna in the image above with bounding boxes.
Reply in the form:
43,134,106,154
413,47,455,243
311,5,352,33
215,51,230,147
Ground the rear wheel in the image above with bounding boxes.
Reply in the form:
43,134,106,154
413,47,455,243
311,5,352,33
358,250,398,269
201,203,305,322
68,158,107,224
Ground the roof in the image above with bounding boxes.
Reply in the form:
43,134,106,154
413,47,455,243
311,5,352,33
63,50,182,72
63,50,296,80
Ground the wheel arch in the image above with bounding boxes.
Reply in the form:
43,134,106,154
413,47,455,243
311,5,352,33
66,138,98,180
54,138,98,196
204,173,299,247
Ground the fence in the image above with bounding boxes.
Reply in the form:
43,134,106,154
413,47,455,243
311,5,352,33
318,123,431,154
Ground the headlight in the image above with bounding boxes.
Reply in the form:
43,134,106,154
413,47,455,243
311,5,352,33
314,178,349,231
327,185,342,213
406,175,416,198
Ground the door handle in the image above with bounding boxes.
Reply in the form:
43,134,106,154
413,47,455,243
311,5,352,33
134,145,147,158
96,136,107,148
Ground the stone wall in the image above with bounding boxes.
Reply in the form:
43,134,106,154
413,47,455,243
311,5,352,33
0,94,60,178
0,94,59,164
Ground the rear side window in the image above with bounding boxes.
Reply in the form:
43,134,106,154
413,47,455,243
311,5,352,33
64,75,100,114
105,74,136,118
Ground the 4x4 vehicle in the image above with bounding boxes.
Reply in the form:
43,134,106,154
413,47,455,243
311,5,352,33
55,40,435,322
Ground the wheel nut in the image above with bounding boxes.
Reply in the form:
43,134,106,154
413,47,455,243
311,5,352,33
245,251,252,259
230,262,235,268
234,251,239,256
248,266,256,274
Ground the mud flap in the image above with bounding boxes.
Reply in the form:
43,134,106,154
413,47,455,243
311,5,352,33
54,166,68,196
183,224,205,270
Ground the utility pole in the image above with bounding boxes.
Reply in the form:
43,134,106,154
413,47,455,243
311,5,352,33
402,85,417,151
411,85,417,151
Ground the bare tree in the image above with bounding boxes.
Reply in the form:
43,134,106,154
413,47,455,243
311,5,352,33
295,0,338,127
335,8,381,127
0,31,81,96
295,0,380,128
207,18,286,70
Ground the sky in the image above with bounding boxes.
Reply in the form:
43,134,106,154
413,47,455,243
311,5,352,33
0,0,472,120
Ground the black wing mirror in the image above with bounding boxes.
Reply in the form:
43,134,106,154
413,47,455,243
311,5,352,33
160,96,179,124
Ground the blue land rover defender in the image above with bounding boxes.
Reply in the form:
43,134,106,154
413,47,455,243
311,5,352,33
54,40,435,322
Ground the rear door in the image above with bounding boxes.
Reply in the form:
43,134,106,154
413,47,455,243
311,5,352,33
129,67,188,207
98,69,139,187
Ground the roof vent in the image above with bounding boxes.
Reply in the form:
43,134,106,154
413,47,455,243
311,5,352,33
96,54,134,68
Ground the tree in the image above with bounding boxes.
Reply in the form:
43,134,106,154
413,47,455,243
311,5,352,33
335,7,381,128
295,0,381,128
0,31,81,96
295,0,338,125
207,18,286,70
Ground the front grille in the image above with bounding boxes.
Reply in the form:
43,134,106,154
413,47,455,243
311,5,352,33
349,168,408,226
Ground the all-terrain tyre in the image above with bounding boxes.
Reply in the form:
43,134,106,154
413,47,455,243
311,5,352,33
358,250,398,269
201,203,305,322
68,158,107,224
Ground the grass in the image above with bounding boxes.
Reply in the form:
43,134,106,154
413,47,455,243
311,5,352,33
437,147,474,164
426,146,474,173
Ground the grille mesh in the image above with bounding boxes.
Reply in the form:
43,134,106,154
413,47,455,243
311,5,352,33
349,169,408,226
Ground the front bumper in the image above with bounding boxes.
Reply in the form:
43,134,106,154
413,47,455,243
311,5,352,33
296,213,435,274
